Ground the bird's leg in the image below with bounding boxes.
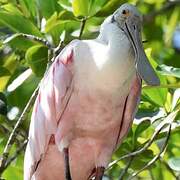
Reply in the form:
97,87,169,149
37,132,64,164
63,148,72,180
94,167,105,180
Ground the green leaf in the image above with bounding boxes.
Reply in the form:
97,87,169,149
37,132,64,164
59,10,75,20
95,0,126,17
157,64,180,78
88,0,108,17
58,0,72,11
26,45,48,77
7,74,39,109
72,0,89,17
0,67,11,77
0,53,18,91
1,3,23,15
142,49,168,107
0,11,42,36
18,0,37,18
168,157,180,171
37,0,61,18
45,13,79,45
3,154,24,180
3,34,37,51
142,74,168,107
134,120,151,140
164,7,180,46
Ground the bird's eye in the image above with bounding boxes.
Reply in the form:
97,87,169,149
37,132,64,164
122,10,126,14
122,9,129,16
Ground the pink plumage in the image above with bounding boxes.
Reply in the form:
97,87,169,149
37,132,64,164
24,39,141,180
23,4,157,180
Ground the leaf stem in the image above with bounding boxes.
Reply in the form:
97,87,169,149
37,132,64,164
79,18,87,40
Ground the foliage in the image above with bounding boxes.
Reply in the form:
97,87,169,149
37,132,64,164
0,0,179,179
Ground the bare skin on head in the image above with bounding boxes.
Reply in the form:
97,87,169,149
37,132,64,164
24,3,159,180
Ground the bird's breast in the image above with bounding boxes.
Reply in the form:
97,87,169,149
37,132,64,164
73,39,136,94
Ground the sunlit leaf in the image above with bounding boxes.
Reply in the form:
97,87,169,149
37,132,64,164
168,157,180,171
0,11,42,36
72,0,89,17
18,0,37,18
37,0,61,18
1,3,23,15
0,53,18,91
157,64,180,78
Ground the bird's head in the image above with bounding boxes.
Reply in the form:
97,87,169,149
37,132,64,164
110,3,160,86
112,3,142,29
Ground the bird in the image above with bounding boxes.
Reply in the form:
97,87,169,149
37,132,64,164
24,3,160,180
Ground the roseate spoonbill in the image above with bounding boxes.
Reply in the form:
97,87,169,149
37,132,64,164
24,3,160,180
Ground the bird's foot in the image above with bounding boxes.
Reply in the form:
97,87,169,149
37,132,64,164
63,148,72,180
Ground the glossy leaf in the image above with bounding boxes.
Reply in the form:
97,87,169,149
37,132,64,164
0,53,18,91
72,0,89,17
157,64,180,78
37,0,61,18
168,157,180,171
26,45,48,77
142,74,168,107
0,11,42,36
134,120,151,140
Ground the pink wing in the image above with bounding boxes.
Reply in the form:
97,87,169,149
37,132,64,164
24,40,79,180
115,74,142,146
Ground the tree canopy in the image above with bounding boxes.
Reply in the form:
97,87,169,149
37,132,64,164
0,0,179,179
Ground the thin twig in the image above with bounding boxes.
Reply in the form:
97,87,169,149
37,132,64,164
119,156,134,180
3,140,28,172
79,18,87,40
3,33,54,49
0,87,39,174
128,124,171,179
0,124,26,140
107,123,167,170
0,37,65,175
19,34,53,49
54,40,64,58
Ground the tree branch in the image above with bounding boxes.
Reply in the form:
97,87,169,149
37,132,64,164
107,123,168,170
0,87,39,175
2,140,28,173
119,156,134,180
3,33,54,49
128,124,171,180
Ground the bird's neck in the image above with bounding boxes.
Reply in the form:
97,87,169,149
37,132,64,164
97,23,130,53
95,23,135,90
